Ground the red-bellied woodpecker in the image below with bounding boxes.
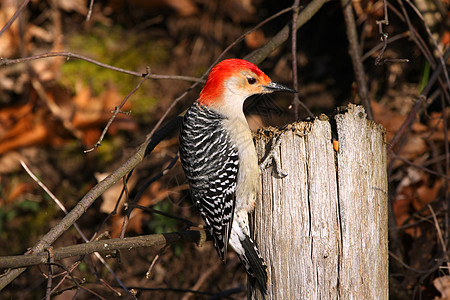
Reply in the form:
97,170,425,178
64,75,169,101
179,59,296,295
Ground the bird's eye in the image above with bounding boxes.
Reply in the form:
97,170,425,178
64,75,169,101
247,77,257,85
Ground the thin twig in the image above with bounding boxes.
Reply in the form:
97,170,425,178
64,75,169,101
95,255,129,296
428,204,450,271
119,153,180,238
387,46,450,169
374,32,388,66
387,96,426,154
373,31,409,65
291,0,301,120
387,99,426,175
45,261,81,290
0,52,203,82
361,32,408,62
340,0,373,120
440,93,450,254
146,245,170,279
373,0,401,65
388,250,432,273
388,2,435,68
99,278,123,297
84,71,151,152
91,176,129,240
0,0,30,37
45,248,54,300
392,0,450,108
86,0,95,22
388,152,450,180
50,261,82,295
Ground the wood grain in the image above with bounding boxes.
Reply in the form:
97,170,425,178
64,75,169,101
250,104,387,299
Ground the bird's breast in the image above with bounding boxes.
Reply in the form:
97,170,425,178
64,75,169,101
221,117,259,212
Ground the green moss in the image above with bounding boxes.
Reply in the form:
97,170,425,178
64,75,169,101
60,25,168,120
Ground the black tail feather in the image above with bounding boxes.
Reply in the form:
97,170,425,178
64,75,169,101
239,235,268,296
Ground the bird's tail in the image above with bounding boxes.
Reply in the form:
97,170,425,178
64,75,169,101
230,228,268,296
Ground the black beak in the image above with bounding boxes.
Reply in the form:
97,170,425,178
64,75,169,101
264,81,297,93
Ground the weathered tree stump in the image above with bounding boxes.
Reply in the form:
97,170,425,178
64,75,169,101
250,104,388,299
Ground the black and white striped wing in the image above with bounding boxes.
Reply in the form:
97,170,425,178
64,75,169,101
179,103,239,261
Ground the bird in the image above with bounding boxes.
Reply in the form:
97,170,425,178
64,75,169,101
179,58,296,295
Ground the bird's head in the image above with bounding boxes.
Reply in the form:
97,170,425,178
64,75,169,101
198,59,296,114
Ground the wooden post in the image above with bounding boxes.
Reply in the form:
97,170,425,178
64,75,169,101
250,104,388,299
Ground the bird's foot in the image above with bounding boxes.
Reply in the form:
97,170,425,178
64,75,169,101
259,130,288,178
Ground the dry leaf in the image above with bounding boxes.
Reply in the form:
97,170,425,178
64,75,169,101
96,172,137,214
0,121,50,155
434,276,450,300
393,167,423,236
0,1,20,57
372,101,427,162
245,30,266,50
124,0,198,17
6,182,34,204
55,0,88,14
413,179,444,211
0,152,23,174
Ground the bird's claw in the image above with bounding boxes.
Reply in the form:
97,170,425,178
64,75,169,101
259,130,288,178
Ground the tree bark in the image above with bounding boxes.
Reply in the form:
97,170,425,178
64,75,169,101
250,104,388,299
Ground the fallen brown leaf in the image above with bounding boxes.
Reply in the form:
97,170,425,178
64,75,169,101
434,276,450,300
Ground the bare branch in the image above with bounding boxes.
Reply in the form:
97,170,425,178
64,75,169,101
0,52,203,83
361,32,409,62
0,0,30,37
86,0,95,22
340,0,373,120
0,231,205,269
146,245,169,279
291,0,301,120
45,248,54,300
388,153,450,180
